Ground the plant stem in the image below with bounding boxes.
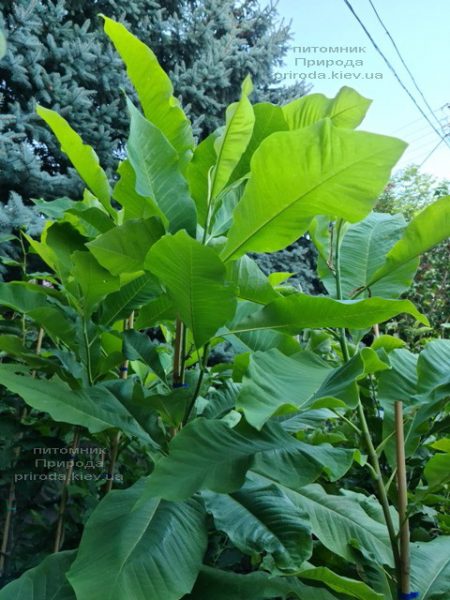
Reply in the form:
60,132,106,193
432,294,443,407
83,319,93,385
173,317,186,388
395,401,411,596
105,312,134,494
334,219,350,361
333,218,400,577
54,428,80,553
357,399,401,571
183,343,210,426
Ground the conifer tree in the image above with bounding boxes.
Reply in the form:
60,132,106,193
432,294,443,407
0,0,299,203
0,0,316,287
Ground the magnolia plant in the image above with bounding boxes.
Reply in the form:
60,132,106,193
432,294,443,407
0,16,449,600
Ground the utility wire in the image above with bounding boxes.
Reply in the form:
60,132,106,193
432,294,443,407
341,0,450,151
367,0,443,132
419,138,446,167
393,111,440,133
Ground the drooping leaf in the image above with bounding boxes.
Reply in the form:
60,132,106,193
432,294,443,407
256,477,394,567
0,282,76,345
299,566,383,600
142,419,353,501
203,480,312,571
221,119,406,260
236,348,333,429
67,478,207,600
230,293,428,335
368,196,450,287
410,536,450,600
0,550,76,600
87,217,165,275
145,231,236,347
0,365,159,449
102,16,194,166
126,99,197,236
36,106,113,216
283,86,372,130
236,347,389,429
187,566,340,600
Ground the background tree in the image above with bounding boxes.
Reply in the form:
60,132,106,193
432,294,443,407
0,0,315,283
0,0,302,205
376,164,450,345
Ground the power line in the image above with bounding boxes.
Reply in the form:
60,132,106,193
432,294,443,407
367,0,443,132
419,138,446,167
341,0,450,152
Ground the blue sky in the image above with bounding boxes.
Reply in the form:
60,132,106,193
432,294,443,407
275,0,450,180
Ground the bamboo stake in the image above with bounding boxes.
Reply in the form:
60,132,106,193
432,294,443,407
395,401,411,597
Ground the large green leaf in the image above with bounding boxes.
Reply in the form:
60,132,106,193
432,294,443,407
203,480,312,571
126,100,197,236
378,341,450,463
0,282,76,345
186,132,219,224
0,551,76,600
210,76,255,199
256,478,394,567
299,566,382,600
236,348,333,429
142,419,353,501
122,329,166,381
377,348,420,462
67,478,207,600
103,17,194,165
368,196,450,287
71,251,120,314
237,347,388,429
188,567,340,600
410,536,450,599
230,293,428,335
226,255,279,304
145,231,236,347
36,106,113,216
221,119,406,260
424,452,450,488
87,217,164,275
283,86,371,130
229,102,289,183
113,160,163,222
0,365,159,449
97,273,162,326
321,212,419,299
